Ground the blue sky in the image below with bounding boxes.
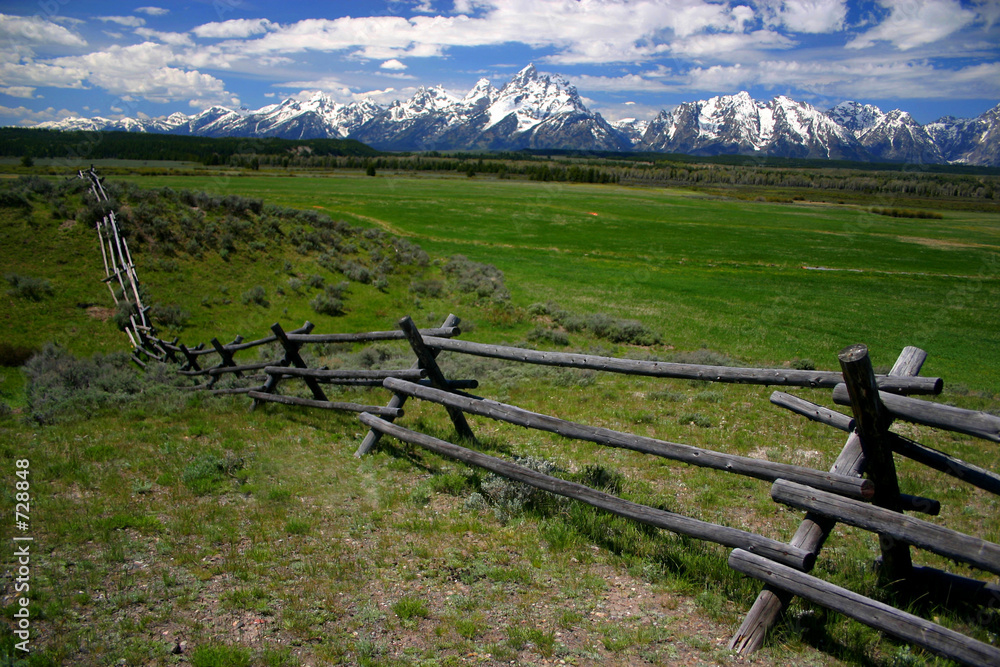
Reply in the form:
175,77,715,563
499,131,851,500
1,0,998,128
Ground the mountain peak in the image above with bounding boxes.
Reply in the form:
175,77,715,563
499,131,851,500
26,63,1000,165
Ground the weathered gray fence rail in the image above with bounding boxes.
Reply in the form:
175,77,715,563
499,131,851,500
419,336,944,394
729,549,1000,667
772,390,1000,498
772,479,1000,576
358,412,815,571
832,383,1000,442
382,377,875,500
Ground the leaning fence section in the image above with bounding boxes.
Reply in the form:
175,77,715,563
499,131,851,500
81,169,999,665
355,322,999,667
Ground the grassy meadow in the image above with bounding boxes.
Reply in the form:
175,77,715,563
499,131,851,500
119,172,1000,391
0,166,998,667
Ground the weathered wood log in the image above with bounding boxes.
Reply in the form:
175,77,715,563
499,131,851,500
208,385,265,395
222,322,310,352
769,393,938,513
359,412,814,571
768,392,938,513
838,343,912,579
890,346,928,378
384,378,874,500
897,493,941,516
771,391,853,432
910,566,1000,609
250,322,327,410
889,432,1000,497
731,345,926,654
729,549,1000,667
264,367,426,381
833,384,1000,443
772,479,1000,576
421,337,943,394
209,337,242,382
177,343,201,372
355,314,461,458
398,316,476,442
208,361,281,376
286,326,460,344
248,391,402,418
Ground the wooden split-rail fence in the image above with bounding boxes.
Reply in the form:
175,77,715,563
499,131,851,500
87,171,1000,666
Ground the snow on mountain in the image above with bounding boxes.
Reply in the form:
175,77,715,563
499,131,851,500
638,92,866,160
826,101,885,135
30,65,1000,165
484,64,586,133
824,102,942,163
611,118,649,144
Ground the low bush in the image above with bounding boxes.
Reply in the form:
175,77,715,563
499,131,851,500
152,302,190,329
240,286,268,307
310,281,349,316
22,344,178,424
443,255,510,302
409,279,445,298
526,326,569,346
339,260,372,284
541,301,661,346
479,455,562,523
870,207,944,220
4,273,53,301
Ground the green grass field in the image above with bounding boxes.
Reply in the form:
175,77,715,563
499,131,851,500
120,172,1000,392
2,169,998,666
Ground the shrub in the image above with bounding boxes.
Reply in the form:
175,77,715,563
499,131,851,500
543,302,661,346
339,260,371,284
22,344,177,424
240,286,268,307
4,273,53,301
409,279,445,298
443,255,510,302
310,281,349,316
113,300,137,331
152,303,190,329
480,455,561,523
526,326,569,346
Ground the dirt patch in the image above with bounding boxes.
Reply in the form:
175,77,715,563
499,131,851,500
897,236,994,250
86,305,115,321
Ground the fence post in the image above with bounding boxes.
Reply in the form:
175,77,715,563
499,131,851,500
730,346,925,654
398,316,476,442
354,314,460,458
250,322,324,410
837,343,912,581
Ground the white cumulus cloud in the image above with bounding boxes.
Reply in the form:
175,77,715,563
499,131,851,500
97,16,147,28
192,18,277,39
757,0,848,33
848,0,978,50
0,13,87,48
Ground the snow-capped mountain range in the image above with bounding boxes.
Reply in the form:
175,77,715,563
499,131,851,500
36,64,1000,166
